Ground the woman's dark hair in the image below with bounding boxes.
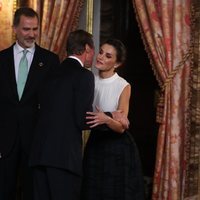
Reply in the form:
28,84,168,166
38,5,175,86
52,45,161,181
66,29,94,56
101,38,127,66
13,7,39,27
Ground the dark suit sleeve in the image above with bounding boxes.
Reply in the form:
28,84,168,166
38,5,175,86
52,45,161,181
75,70,94,130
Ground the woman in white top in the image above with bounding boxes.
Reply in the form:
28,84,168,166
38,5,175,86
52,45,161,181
82,39,145,200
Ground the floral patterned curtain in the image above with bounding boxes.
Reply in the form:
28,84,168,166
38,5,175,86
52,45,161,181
28,0,84,60
132,0,192,199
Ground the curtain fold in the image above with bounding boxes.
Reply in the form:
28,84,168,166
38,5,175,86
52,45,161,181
28,0,84,60
184,1,200,199
132,0,192,199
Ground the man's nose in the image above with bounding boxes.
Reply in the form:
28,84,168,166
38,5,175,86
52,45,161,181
29,30,35,37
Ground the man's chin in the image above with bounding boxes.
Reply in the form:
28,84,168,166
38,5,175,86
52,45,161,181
24,42,35,48
84,61,93,69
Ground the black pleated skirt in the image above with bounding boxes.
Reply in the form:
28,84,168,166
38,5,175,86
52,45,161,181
81,130,145,200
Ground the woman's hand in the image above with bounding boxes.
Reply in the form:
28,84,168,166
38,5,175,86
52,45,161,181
86,109,111,128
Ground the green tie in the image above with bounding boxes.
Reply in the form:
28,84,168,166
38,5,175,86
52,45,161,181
17,49,28,99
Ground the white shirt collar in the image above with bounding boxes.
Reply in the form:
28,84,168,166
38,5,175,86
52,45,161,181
68,56,83,67
14,41,35,55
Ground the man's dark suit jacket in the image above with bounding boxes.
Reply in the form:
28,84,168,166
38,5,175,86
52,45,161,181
0,44,60,158
29,58,94,176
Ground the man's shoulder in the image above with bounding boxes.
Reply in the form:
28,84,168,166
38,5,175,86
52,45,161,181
0,46,14,63
35,44,57,56
0,45,13,55
61,57,81,69
60,58,93,76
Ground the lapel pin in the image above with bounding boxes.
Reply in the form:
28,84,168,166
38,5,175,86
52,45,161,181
38,62,44,67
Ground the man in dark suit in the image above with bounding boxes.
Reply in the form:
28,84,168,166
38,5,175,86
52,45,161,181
0,7,60,200
29,30,95,200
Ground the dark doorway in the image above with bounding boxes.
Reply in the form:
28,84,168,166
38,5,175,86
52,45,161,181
100,0,159,197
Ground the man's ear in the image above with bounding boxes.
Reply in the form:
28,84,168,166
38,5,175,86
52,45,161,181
13,26,17,34
85,44,90,53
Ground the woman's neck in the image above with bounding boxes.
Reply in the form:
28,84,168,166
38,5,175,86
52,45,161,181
99,70,115,79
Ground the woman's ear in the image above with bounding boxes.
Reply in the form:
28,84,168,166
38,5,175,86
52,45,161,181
114,63,121,69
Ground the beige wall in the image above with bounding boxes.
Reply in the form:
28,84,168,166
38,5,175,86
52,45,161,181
0,1,17,50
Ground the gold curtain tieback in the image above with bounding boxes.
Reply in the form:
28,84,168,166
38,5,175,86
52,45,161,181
156,47,192,123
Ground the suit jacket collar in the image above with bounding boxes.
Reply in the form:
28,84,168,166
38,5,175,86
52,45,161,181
68,56,83,67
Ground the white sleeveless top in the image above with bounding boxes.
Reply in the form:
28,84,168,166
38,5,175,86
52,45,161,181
93,73,129,112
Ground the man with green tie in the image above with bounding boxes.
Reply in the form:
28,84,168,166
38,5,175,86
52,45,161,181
0,7,60,200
